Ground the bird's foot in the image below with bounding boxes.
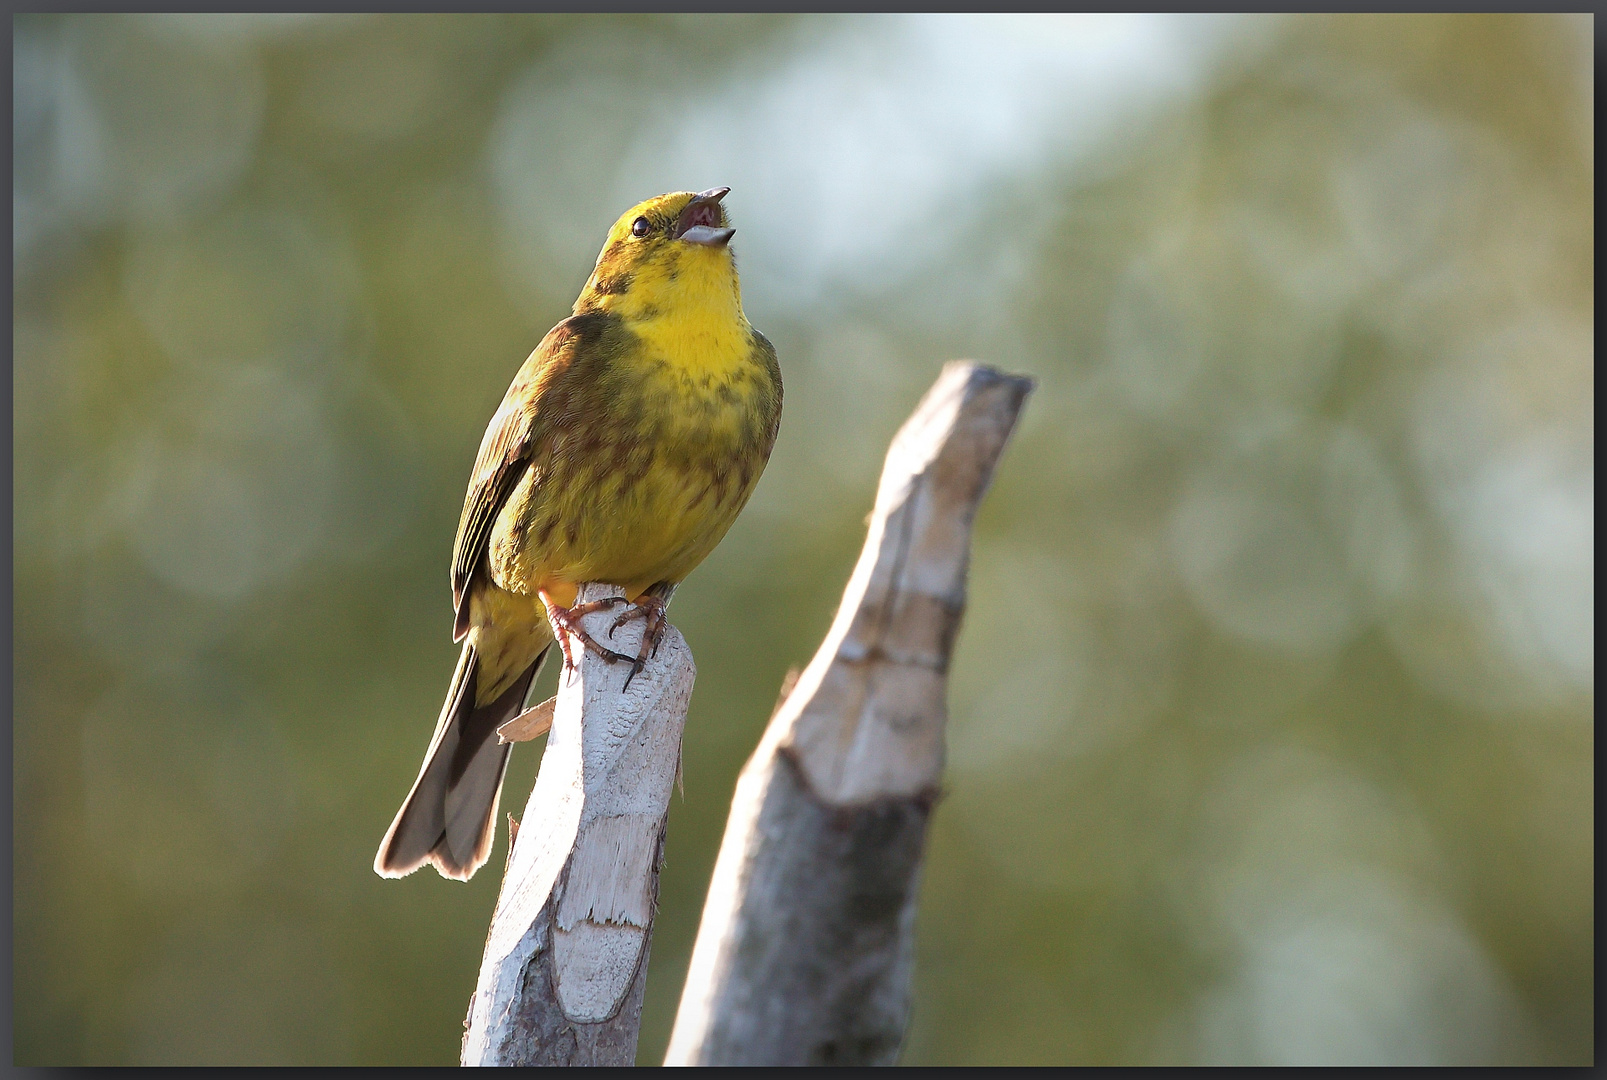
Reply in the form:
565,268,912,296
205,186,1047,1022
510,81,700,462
605,593,669,690
544,597,635,675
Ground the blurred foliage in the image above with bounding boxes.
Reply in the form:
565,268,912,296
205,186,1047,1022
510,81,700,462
11,13,1592,1066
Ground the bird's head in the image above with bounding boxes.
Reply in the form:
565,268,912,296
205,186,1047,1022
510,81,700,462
574,188,741,319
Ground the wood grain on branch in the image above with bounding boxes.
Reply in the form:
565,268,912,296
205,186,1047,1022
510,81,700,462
461,583,694,1066
665,361,1033,1066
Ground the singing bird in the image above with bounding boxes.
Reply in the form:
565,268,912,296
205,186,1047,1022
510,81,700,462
376,188,782,881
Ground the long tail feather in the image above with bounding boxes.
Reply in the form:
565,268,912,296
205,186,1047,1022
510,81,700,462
374,643,548,880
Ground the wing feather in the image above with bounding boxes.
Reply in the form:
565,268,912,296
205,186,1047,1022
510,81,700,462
448,316,603,638
451,398,533,617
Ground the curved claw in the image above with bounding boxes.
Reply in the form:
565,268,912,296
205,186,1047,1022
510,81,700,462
608,594,670,690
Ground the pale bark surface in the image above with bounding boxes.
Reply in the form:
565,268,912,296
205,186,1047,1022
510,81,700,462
461,583,694,1067
666,361,1032,1066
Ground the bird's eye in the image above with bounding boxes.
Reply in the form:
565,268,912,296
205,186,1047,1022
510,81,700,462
630,216,652,238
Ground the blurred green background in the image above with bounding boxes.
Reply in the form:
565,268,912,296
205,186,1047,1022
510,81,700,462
11,13,1593,1066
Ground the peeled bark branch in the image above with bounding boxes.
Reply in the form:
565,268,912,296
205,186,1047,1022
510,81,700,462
461,584,694,1067
665,361,1033,1066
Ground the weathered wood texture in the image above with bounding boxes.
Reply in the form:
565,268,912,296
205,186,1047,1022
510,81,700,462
461,583,694,1067
665,361,1032,1066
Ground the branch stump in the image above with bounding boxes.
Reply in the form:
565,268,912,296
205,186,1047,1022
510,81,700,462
461,583,695,1066
665,361,1033,1066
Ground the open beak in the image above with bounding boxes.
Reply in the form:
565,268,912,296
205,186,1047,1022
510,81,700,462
673,187,735,247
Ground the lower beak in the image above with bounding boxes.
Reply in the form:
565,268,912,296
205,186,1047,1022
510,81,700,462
679,225,735,247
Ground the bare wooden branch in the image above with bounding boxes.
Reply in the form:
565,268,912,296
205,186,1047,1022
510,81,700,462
665,361,1033,1066
461,583,695,1067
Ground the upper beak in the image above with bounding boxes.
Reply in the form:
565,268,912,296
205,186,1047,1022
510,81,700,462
673,187,735,247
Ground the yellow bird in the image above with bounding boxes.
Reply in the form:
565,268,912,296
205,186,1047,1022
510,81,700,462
376,187,782,881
